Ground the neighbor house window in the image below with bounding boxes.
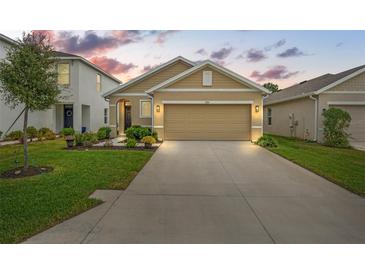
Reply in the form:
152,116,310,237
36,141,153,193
202,70,213,86
57,63,70,86
96,74,101,92
104,108,108,124
140,100,152,118
267,108,272,125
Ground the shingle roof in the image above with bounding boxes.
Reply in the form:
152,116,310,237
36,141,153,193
264,65,365,104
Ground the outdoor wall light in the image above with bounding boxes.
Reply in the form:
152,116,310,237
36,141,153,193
156,105,160,112
255,105,260,113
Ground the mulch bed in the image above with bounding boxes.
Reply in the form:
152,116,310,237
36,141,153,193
65,145,159,152
1,166,53,179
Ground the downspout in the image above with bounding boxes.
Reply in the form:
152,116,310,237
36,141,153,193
147,93,154,132
309,95,318,142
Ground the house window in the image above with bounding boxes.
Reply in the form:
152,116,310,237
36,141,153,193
104,108,108,124
267,108,272,125
96,74,101,92
140,100,152,118
57,63,70,86
202,71,213,86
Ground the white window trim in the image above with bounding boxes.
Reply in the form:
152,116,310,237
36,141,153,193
140,99,152,118
161,100,254,104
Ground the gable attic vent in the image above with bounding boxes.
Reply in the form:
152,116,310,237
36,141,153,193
202,71,213,86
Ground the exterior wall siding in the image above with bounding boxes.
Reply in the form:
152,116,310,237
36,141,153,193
317,93,365,141
119,61,192,94
263,97,315,140
330,71,365,91
167,66,251,89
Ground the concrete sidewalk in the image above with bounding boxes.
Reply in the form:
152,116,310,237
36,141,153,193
25,141,365,244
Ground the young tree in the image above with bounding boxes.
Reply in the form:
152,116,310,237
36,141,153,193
0,32,59,171
263,82,279,93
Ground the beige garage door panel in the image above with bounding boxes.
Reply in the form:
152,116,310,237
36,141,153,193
333,105,365,141
164,104,251,140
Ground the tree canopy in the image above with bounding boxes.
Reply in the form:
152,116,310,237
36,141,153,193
263,82,279,93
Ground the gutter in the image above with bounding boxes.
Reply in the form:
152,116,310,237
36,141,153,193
309,95,318,141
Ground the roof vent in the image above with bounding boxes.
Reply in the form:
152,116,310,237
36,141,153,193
299,80,308,85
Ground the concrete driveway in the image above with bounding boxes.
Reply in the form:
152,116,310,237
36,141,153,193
26,141,365,244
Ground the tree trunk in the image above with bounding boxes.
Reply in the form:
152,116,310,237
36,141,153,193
23,107,29,171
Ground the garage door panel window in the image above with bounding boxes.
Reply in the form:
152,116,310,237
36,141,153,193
140,100,152,118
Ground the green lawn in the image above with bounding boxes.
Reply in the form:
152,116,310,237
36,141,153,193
0,140,153,243
266,135,365,196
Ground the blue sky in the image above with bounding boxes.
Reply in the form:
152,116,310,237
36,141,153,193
2,30,365,88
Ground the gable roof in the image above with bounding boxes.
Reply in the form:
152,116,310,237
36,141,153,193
265,64,365,105
54,51,122,83
0,33,121,84
103,56,195,97
0,33,17,45
146,60,271,94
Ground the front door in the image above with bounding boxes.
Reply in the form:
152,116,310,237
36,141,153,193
64,104,73,128
124,105,131,130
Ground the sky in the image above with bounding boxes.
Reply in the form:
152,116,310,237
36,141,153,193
1,30,365,89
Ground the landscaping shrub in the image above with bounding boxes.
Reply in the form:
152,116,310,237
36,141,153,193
97,127,112,140
141,136,156,145
322,108,351,148
61,127,75,137
126,138,137,148
256,135,278,148
6,130,23,141
44,131,56,140
26,126,38,141
37,128,52,141
82,132,99,147
151,131,158,141
74,133,85,146
125,125,151,140
0,131,3,140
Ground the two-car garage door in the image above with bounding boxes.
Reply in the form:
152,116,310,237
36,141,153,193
164,104,251,140
333,105,365,141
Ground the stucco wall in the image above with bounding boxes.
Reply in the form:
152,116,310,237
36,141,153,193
263,97,315,140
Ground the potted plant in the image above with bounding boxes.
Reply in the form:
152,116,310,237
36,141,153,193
141,136,156,149
62,128,75,148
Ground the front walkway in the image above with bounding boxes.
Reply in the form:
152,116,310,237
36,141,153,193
25,141,365,243
351,141,365,151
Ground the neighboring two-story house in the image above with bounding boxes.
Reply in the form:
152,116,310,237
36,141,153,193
0,33,121,135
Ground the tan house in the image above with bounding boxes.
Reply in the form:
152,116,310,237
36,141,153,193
263,65,365,142
103,56,270,141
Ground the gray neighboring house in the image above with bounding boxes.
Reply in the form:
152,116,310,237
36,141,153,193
263,65,365,142
0,33,121,135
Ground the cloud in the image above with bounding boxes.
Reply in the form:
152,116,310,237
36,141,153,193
250,65,299,82
277,47,306,58
210,47,233,60
140,64,159,73
264,39,286,51
195,48,208,55
89,56,137,74
246,48,267,62
155,30,179,44
45,30,146,56
336,42,344,47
